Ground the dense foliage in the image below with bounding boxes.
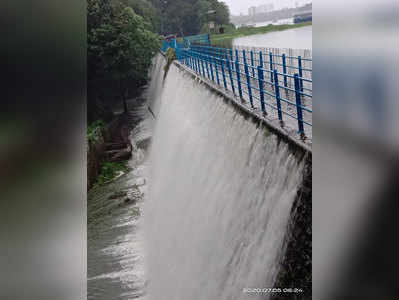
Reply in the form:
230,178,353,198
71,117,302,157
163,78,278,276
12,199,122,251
96,161,129,185
149,0,230,36
88,0,160,121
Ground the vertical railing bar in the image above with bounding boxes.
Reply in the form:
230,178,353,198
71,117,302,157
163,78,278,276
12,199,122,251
282,53,287,88
214,57,220,86
221,57,227,90
227,55,235,95
235,59,243,100
257,65,266,114
205,55,210,79
298,55,304,92
273,70,283,126
250,50,255,77
269,52,274,83
244,60,253,108
294,73,305,138
210,56,215,82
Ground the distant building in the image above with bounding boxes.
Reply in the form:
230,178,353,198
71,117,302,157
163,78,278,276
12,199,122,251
248,6,257,16
257,3,274,13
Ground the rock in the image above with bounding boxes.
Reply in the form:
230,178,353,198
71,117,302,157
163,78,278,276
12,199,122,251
136,137,152,150
108,191,127,199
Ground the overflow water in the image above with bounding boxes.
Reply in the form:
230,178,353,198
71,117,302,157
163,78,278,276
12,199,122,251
144,59,305,299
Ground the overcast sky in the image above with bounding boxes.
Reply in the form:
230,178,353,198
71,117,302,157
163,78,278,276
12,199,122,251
222,0,312,16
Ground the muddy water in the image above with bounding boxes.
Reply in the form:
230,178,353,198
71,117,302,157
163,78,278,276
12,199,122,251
87,100,153,300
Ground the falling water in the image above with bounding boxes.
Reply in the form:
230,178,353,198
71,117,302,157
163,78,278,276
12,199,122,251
144,59,305,299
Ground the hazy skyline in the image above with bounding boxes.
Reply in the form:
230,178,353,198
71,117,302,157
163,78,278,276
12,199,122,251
222,0,312,16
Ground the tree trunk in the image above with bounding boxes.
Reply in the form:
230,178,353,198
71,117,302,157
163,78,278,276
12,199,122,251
122,93,128,113
119,79,128,113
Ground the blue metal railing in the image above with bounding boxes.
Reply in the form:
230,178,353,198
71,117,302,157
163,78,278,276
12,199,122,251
183,33,211,46
162,39,312,139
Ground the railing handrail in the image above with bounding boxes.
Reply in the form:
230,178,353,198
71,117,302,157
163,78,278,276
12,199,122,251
162,39,312,140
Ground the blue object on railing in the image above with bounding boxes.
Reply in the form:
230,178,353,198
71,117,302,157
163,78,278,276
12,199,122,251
183,33,210,46
273,70,283,122
294,74,305,135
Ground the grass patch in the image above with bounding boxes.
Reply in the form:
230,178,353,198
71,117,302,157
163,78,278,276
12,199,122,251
87,120,105,143
96,161,128,186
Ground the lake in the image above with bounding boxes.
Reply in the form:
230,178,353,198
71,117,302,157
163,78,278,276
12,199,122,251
233,25,312,49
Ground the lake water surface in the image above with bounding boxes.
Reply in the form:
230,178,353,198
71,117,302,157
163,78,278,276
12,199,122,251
233,25,312,49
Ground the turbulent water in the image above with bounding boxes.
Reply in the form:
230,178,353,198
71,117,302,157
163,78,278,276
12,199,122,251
88,54,305,300
144,60,305,299
87,99,152,300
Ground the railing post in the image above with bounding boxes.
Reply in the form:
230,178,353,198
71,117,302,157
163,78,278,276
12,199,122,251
229,48,234,69
221,58,228,90
273,70,283,125
201,57,206,78
250,50,255,77
195,54,199,73
259,51,263,68
269,52,274,83
214,57,220,85
244,61,253,108
257,65,266,114
298,56,303,92
294,74,305,138
210,56,215,82
226,56,235,95
282,53,287,87
196,54,200,74
205,55,210,79
235,59,243,100
235,49,239,63
242,49,247,65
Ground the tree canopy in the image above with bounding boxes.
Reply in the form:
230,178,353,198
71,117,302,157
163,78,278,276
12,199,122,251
88,0,160,119
149,0,230,36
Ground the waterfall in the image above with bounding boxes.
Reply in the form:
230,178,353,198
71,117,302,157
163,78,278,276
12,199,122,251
144,58,305,300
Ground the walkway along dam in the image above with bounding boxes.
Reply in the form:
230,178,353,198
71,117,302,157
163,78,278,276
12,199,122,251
143,41,312,300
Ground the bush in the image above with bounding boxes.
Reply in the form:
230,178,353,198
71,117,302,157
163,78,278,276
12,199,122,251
97,161,128,185
87,120,105,143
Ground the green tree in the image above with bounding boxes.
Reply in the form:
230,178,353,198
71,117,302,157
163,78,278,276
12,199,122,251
88,0,160,117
